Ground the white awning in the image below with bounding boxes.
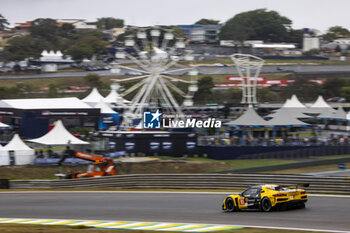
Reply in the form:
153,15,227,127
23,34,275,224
27,120,89,145
95,101,116,114
226,105,270,126
81,88,105,104
2,97,92,109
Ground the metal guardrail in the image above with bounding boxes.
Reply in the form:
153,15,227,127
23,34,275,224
9,174,350,194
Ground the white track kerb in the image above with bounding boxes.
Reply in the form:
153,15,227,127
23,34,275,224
0,218,242,232
0,218,349,233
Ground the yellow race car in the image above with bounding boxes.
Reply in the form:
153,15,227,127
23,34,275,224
222,184,308,212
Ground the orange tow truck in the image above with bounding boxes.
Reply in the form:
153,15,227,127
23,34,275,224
65,151,116,179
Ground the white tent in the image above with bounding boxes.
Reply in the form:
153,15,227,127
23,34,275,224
0,122,10,129
0,134,35,165
289,95,307,108
311,96,332,109
3,97,92,110
104,89,130,104
226,105,270,126
95,100,117,114
267,98,311,119
81,88,105,105
307,95,334,114
267,110,309,126
319,106,347,120
27,120,89,145
0,144,8,166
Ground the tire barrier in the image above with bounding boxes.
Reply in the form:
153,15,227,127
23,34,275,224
9,174,350,194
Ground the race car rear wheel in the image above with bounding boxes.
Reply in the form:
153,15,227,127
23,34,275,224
260,197,272,212
225,197,236,212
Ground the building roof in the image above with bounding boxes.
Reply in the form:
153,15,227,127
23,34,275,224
2,97,92,110
27,120,89,145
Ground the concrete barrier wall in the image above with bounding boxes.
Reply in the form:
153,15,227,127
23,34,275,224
9,174,350,194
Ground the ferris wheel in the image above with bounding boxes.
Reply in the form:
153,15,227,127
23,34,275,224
110,27,198,128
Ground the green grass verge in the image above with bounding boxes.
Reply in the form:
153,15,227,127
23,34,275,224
154,156,297,170
268,162,350,174
0,223,329,233
311,155,350,159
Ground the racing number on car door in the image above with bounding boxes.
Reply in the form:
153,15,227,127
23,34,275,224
239,198,245,205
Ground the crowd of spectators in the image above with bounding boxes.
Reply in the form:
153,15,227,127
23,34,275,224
198,134,350,147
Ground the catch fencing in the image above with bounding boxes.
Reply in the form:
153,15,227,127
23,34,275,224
9,174,350,194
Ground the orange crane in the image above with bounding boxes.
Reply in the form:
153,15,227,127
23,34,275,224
65,151,116,179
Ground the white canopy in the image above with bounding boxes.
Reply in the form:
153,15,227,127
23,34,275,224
319,106,346,120
81,88,105,104
289,95,306,108
0,134,35,166
3,97,92,109
310,95,332,108
0,122,10,129
267,98,311,119
104,89,130,104
267,110,309,126
226,105,270,126
307,95,334,114
27,120,89,145
0,144,7,166
95,100,116,114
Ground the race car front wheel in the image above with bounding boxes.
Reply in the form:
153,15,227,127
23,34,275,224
225,197,236,212
260,197,272,212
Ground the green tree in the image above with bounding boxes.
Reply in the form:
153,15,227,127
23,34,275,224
194,76,214,104
323,26,350,41
96,17,124,30
341,86,350,101
335,45,342,53
3,35,52,61
303,48,320,56
66,36,107,62
29,18,59,42
280,77,322,102
84,74,103,87
0,14,9,31
220,9,292,43
257,88,279,102
48,84,59,98
66,43,94,62
194,19,220,25
60,23,75,38
322,78,347,97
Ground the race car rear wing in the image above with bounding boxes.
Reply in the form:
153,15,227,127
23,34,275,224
276,183,309,190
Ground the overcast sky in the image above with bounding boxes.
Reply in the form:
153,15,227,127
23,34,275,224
1,0,350,33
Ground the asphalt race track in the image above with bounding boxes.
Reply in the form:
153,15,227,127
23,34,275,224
0,192,349,232
2,65,350,80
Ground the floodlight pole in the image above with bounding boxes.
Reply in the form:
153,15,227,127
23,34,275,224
230,54,264,104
